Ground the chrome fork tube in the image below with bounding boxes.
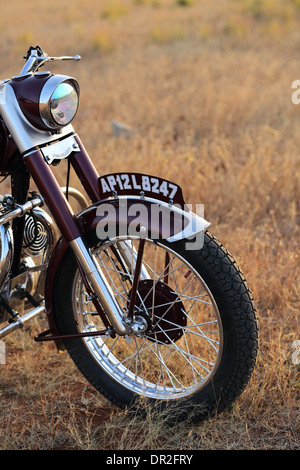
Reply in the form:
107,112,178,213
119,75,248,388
70,237,128,336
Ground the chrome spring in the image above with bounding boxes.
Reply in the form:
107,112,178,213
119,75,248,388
23,211,49,257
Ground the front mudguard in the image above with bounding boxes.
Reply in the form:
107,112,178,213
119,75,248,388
44,196,210,346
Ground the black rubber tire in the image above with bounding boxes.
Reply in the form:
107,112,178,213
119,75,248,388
52,231,259,422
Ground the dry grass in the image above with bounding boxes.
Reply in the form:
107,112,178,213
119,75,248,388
0,0,299,450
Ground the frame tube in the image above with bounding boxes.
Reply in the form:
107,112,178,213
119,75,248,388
23,150,81,242
23,149,128,335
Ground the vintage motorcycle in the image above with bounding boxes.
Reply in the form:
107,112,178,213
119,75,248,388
0,46,258,422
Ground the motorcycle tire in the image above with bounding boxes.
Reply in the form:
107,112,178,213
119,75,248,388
52,231,259,422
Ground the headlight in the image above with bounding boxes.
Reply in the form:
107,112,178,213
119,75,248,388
10,73,80,132
49,82,79,126
39,75,79,130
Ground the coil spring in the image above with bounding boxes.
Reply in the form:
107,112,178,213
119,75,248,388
23,211,49,256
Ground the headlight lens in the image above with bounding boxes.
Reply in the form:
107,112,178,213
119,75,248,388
50,82,78,126
39,76,79,129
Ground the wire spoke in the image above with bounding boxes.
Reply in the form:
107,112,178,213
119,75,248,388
73,237,222,399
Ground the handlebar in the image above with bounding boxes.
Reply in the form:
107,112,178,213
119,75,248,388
19,46,81,77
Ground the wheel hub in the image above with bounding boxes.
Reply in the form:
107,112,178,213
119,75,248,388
128,279,186,344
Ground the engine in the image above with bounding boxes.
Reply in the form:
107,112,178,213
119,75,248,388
0,204,59,321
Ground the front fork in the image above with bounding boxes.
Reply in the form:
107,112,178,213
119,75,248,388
23,145,129,336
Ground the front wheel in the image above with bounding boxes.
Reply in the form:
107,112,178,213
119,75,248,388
52,231,258,422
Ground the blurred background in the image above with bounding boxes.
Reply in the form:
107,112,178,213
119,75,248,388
0,0,298,450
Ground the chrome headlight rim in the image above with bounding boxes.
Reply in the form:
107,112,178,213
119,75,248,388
39,75,79,130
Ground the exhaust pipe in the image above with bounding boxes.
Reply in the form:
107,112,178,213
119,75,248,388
0,303,45,339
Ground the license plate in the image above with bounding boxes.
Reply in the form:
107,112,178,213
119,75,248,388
98,172,185,207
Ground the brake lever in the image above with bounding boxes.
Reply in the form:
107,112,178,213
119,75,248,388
45,55,81,62
33,54,81,72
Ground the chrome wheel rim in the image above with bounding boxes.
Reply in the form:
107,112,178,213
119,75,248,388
72,237,223,400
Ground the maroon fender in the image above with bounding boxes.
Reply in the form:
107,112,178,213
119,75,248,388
44,196,209,346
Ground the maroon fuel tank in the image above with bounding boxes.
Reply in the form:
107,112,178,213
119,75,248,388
0,117,18,172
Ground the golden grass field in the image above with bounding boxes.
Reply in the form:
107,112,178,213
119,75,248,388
0,0,299,450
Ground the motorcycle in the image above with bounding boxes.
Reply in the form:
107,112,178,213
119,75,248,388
0,46,258,422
